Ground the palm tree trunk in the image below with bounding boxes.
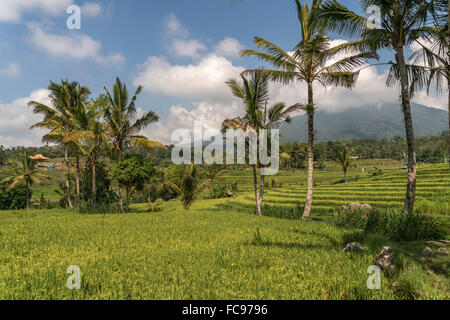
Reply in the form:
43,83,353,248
344,168,348,183
447,76,449,130
26,181,29,211
252,164,260,215
302,82,314,221
118,148,124,213
125,188,130,213
396,46,417,213
91,157,96,209
75,154,80,206
64,145,73,208
257,168,265,216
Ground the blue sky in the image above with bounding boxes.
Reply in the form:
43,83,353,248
0,0,445,146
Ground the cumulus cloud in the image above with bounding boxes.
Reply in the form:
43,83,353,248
171,39,207,59
163,13,189,39
27,23,125,68
139,101,241,145
132,19,447,145
81,2,103,17
0,89,51,147
0,62,21,77
214,37,245,58
133,54,244,102
162,14,207,59
0,0,72,22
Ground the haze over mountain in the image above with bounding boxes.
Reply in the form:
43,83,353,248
280,103,448,142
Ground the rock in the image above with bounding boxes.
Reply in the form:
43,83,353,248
344,242,364,252
341,202,373,212
376,246,395,270
437,247,448,255
421,247,433,257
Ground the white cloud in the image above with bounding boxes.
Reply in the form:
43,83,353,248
0,0,72,22
81,2,102,17
171,39,207,59
163,13,189,39
214,37,245,58
0,62,21,77
162,14,207,59
27,23,125,68
0,89,50,147
139,101,241,145
133,54,244,102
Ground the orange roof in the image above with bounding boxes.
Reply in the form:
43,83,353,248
29,154,50,160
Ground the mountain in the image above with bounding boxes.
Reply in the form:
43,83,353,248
280,103,448,142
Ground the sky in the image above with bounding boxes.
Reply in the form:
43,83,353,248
0,0,446,147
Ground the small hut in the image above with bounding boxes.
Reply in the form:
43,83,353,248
29,154,50,168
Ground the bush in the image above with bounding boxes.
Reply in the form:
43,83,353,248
369,168,383,177
38,193,57,210
0,182,29,210
261,204,304,220
148,200,163,212
208,184,229,199
333,209,369,229
365,211,446,241
77,202,120,214
333,209,446,241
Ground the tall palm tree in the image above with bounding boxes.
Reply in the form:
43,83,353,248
241,0,377,220
224,71,301,215
65,105,108,209
405,0,449,130
103,77,164,213
320,0,437,212
28,80,91,208
1,152,50,210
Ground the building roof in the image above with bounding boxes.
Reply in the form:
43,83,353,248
29,154,50,160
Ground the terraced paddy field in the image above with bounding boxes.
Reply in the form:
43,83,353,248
218,163,450,215
0,161,448,299
0,199,449,300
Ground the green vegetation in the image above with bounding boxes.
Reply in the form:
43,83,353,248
0,190,448,300
0,0,448,301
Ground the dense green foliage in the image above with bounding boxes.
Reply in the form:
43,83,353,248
0,182,29,210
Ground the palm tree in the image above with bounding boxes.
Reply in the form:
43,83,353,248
1,152,50,210
224,71,301,215
203,163,227,186
406,0,449,130
28,80,91,208
320,0,437,212
240,0,377,220
180,165,208,210
103,77,164,213
65,105,108,209
336,146,353,183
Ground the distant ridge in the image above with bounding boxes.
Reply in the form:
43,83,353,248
280,103,448,142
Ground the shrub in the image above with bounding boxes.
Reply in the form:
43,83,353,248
77,202,120,214
333,209,446,241
208,184,229,199
369,168,383,177
0,182,29,210
365,211,446,241
261,204,304,220
333,209,369,229
148,199,163,212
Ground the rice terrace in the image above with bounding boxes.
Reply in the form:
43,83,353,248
0,0,449,304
